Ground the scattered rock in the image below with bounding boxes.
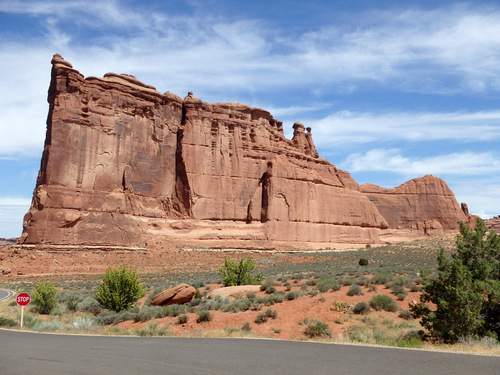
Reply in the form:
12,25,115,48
150,283,196,306
1,267,11,275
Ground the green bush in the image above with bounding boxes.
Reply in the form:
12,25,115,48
219,257,263,286
255,309,277,324
359,258,369,266
95,267,145,313
411,219,500,343
316,277,341,292
0,316,17,327
196,310,213,323
353,302,371,315
177,314,188,324
369,295,399,312
347,284,364,296
32,281,58,315
303,319,332,338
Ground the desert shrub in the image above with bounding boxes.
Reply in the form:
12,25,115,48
399,310,414,320
347,284,364,296
97,309,137,325
303,319,332,338
199,295,229,311
80,297,101,314
316,277,341,293
135,322,171,337
177,314,188,324
219,257,263,287
32,320,60,332
242,321,252,332
66,298,79,312
196,309,213,323
260,279,277,294
370,272,393,285
369,295,399,312
265,292,285,305
286,290,306,300
0,316,17,327
353,302,371,315
359,258,369,266
255,309,277,324
70,316,94,330
330,301,351,313
342,276,356,286
411,219,500,343
95,267,145,313
283,282,292,291
159,304,189,318
32,281,58,315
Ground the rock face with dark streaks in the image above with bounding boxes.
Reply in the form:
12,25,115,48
18,55,472,250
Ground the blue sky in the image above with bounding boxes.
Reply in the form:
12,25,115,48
1,0,500,238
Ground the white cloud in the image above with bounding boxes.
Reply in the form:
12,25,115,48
340,149,500,176
308,110,500,149
0,197,32,205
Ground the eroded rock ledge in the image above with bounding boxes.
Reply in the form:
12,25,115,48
18,54,473,250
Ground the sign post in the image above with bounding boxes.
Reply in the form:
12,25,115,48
16,292,31,328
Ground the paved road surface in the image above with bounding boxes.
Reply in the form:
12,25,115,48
1,330,498,375
0,288,13,302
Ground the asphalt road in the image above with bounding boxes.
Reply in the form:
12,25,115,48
0,288,13,302
0,330,498,375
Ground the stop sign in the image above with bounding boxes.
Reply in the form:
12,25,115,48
16,292,31,306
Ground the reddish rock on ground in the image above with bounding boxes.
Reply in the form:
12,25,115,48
18,55,474,251
150,284,196,306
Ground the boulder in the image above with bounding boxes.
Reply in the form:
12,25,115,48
150,284,196,306
206,285,261,300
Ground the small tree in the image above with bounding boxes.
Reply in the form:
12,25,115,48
95,267,145,313
411,219,500,343
219,257,263,287
32,281,58,314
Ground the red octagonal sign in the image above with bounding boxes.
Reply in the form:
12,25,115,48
16,292,31,306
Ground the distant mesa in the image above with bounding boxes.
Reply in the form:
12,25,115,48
17,54,475,250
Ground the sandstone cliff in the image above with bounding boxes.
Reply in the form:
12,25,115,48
18,55,471,249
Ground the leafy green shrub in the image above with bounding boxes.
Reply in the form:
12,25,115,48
347,284,364,296
369,295,399,312
32,281,58,315
303,319,332,338
359,258,369,266
353,302,371,315
219,257,263,286
95,267,145,313
265,292,285,305
196,310,213,323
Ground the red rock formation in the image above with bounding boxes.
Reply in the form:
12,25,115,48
18,55,471,250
